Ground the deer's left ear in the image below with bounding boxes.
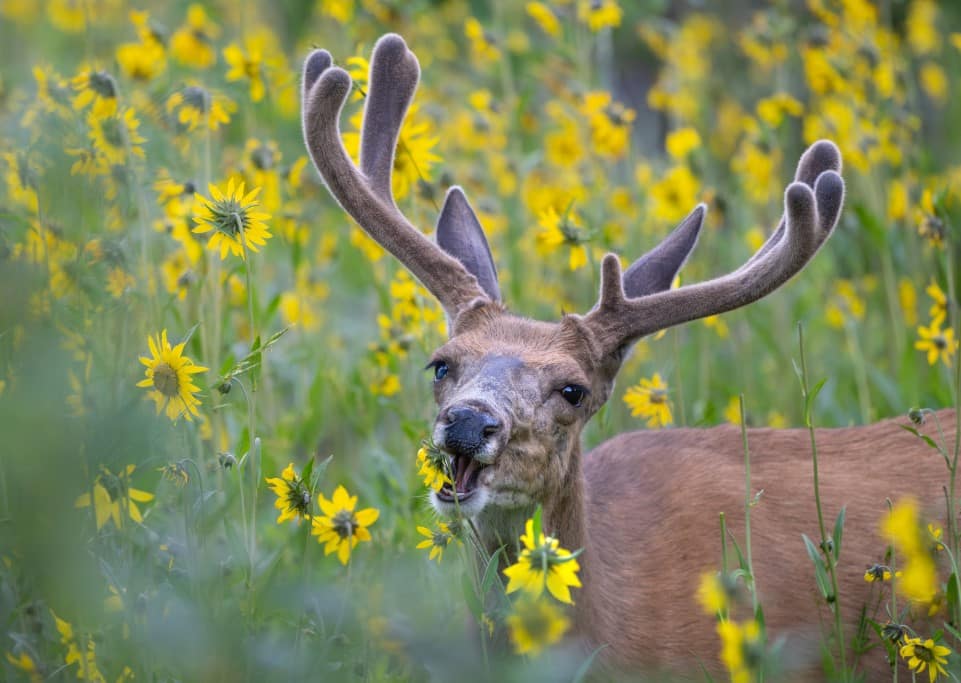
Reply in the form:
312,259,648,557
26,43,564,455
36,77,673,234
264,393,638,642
621,204,705,298
436,186,501,302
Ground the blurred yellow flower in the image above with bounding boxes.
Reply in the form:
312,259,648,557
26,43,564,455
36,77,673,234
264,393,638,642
71,67,118,118
88,107,146,165
75,465,155,530
224,32,282,103
170,4,219,69
506,597,570,655
717,619,762,683
881,499,939,605
465,17,500,61
665,127,701,159
527,2,561,37
577,0,622,32
535,205,589,271
649,165,700,223
916,320,957,367
925,280,948,326
920,62,948,102
696,571,728,614
166,85,235,132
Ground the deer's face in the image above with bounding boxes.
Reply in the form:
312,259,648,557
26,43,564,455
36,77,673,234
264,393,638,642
426,307,609,519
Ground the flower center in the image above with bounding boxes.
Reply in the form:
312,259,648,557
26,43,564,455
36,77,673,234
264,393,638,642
914,643,936,663
934,334,947,350
182,86,210,113
649,388,667,405
250,145,276,170
332,510,358,540
207,198,249,237
100,117,126,150
285,481,311,516
90,71,117,99
153,362,180,397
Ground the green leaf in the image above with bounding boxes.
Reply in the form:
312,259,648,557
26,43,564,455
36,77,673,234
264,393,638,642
833,507,846,561
898,425,940,450
571,644,608,683
947,573,959,619
461,571,482,620
301,456,315,487
802,534,831,600
801,534,823,566
177,322,200,347
532,504,543,542
481,547,505,595
804,377,827,425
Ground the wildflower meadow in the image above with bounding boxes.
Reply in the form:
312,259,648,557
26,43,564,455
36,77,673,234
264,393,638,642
2,0,961,681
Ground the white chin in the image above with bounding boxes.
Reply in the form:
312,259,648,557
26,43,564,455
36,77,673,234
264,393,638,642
430,486,489,518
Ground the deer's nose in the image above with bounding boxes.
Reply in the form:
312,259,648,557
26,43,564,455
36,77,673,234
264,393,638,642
444,406,501,456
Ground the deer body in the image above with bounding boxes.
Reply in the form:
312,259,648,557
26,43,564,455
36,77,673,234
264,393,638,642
298,32,931,679
581,416,949,676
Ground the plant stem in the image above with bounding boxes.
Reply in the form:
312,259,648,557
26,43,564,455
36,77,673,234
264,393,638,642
798,322,848,678
739,394,758,617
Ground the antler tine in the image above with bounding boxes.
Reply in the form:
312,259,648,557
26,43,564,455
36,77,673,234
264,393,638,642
300,36,489,322
584,142,845,354
735,140,842,275
360,34,419,206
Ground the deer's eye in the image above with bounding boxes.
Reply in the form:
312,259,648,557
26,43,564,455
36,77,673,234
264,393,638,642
560,384,587,407
427,360,449,382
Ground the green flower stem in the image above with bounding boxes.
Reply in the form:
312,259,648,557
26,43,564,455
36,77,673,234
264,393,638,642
236,217,261,580
738,394,758,618
798,323,848,679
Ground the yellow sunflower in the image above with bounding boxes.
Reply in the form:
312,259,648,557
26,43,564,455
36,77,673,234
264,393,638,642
166,85,235,132
88,107,146,165
311,485,379,565
192,178,272,260
136,329,208,421
416,522,458,562
503,517,582,604
265,463,311,524
416,443,452,492
71,66,118,117
900,637,951,682
622,373,673,428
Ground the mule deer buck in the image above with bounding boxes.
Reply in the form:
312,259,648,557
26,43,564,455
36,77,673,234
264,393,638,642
301,34,949,679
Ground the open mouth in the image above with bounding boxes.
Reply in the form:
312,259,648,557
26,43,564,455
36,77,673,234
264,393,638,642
436,454,487,503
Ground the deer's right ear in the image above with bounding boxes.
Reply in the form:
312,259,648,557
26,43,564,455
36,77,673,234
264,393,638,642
621,204,705,298
436,186,501,302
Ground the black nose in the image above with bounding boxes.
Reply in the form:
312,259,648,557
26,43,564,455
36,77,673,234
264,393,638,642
444,406,501,457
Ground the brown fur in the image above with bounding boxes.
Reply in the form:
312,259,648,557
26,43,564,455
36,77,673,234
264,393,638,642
582,414,951,679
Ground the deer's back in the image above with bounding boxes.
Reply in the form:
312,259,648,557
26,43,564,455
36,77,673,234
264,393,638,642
581,410,952,679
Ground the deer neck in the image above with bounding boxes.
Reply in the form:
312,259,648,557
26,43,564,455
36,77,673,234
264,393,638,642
472,443,588,568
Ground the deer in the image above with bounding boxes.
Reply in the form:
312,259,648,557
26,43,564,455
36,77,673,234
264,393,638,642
300,33,951,680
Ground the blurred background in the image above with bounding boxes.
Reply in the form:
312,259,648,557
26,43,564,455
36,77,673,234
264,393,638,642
1,0,960,680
